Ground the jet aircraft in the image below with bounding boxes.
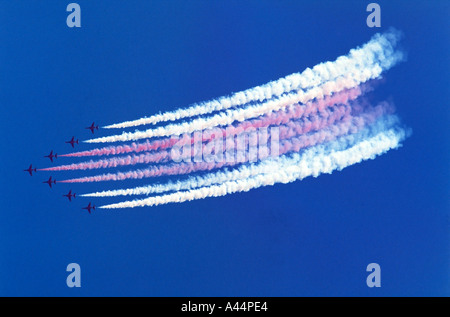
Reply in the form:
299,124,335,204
82,202,95,214
65,136,79,148
43,176,56,188
86,122,99,134
44,150,57,162
24,164,37,176
63,190,76,202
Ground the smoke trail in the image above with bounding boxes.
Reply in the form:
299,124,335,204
103,30,402,129
85,71,390,144
43,101,358,172
61,86,362,158
82,108,396,199
86,31,403,144
81,160,280,197
99,127,408,209
59,108,395,183
44,30,409,211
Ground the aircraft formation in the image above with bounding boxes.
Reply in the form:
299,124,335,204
24,122,98,214
18,31,408,211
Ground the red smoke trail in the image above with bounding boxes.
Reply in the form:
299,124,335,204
57,103,390,183
38,102,354,172
60,87,363,158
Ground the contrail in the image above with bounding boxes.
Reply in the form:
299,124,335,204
99,127,408,209
86,31,403,144
102,30,402,130
61,86,362,158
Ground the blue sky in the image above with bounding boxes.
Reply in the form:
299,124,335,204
0,1,448,296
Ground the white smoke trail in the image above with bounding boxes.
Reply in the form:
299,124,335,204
63,104,391,184
85,114,400,197
82,159,280,198
87,31,403,143
93,114,406,205
65,86,362,158
99,127,407,209
48,101,356,172
86,74,386,144
103,30,402,130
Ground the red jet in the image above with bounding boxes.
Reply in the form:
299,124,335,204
65,136,79,148
24,164,37,176
85,122,99,134
44,150,57,162
82,202,95,214
43,176,56,188
63,190,76,202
